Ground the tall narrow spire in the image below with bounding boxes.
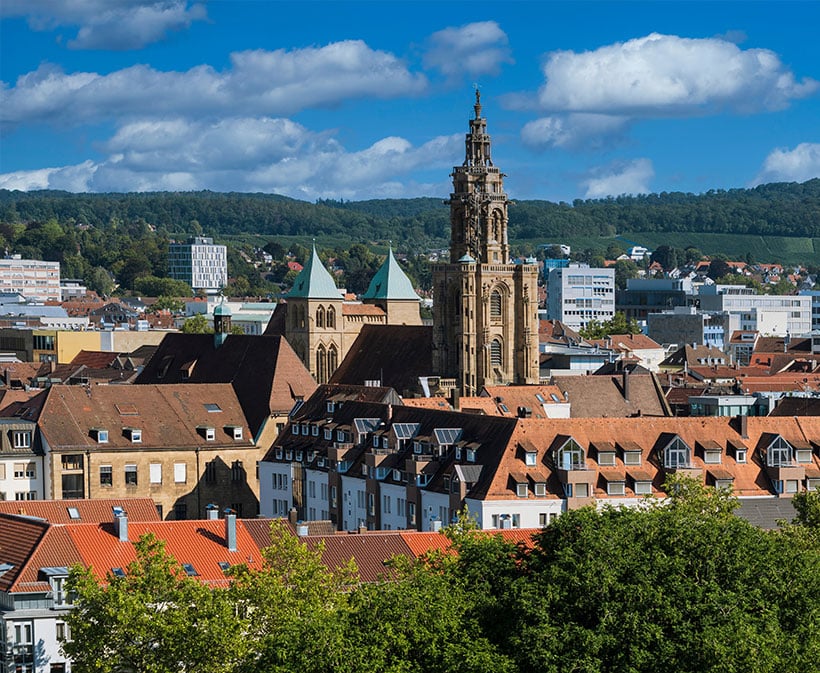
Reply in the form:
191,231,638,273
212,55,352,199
288,244,339,299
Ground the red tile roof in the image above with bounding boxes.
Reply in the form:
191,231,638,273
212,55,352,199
0,498,160,524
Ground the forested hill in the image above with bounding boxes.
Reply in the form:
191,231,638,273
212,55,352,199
1,179,819,243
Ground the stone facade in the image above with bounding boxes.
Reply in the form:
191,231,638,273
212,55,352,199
432,92,539,394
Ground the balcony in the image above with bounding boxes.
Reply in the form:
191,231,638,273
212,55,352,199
365,449,395,468
327,443,357,462
405,455,439,476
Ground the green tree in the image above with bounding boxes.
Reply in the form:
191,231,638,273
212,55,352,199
180,313,213,333
133,275,193,297
614,259,639,290
63,534,243,673
149,295,186,313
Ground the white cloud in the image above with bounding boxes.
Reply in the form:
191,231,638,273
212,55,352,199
1,41,428,126
424,21,513,79
582,158,654,199
0,118,462,200
0,0,207,50
521,113,629,149
752,143,820,185
537,33,817,115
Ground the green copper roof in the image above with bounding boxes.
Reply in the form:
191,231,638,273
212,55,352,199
288,245,340,299
213,298,232,315
362,248,419,301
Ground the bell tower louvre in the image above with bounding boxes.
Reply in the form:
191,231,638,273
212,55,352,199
432,91,540,395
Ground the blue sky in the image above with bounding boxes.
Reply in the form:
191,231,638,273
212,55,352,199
1,1,819,202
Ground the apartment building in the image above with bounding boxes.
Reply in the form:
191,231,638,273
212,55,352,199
546,264,615,330
168,236,227,294
0,256,60,303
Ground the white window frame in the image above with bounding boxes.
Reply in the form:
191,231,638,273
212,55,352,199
516,482,528,498
174,463,187,484
149,463,162,485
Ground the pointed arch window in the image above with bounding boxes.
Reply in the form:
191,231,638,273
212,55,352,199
316,345,327,384
328,343,338,376
327,306,336,329
490,290,502,319
490,339,503,368
556,438,585,470
316,305,325,328
664,436,692,469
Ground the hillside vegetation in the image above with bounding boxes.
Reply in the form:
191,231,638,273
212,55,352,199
1,179,819,293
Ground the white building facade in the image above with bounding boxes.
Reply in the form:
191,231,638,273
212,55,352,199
0,257,60,303
699,285,811,336
546,264,615,330
168,237,227,294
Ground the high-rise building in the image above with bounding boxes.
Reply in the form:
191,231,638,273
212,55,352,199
546,264,615,330
432,92,540,395
168,236,227,294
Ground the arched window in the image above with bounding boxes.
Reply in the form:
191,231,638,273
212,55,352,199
664,437,691,469
556,439,584,470
490,339,502,368
327,306,336,329
328,343,338,376
316,305,325,328
490,290,502,318
316,345,327,384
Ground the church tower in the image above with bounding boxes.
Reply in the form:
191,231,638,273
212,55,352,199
432,92,539,395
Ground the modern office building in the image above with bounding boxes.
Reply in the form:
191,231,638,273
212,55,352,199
0,256,60,302
698,285,811,336
546,264,615,330
168,236,227,294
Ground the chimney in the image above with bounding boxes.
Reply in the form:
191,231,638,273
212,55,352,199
358,523,367,534
288,507,298,525
205,503,219,520
224,509,237,552
740,415,749,439
622,370,630,402
113,508,128,542
450,388,460,411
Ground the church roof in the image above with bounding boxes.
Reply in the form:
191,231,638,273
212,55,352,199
361,249,419,301
288,246,340,300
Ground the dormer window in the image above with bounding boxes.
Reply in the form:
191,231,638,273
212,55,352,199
795,448,813,464
524,451,537,467
516,482,528,498
663,436,691,469
301,424,309,436
555,438,585,471
703,448,722,465
466,448,476,462
767,436,793,467
534,482,547,497
327,401,335,413
598,451,616,467
231,426,243,441
311,425,318,437
199,426,215,441
91,428,109,444
623,450,641,466
736,449,747,464
336,430,345,442
292,424,299,435
13,431,31,449
125,428,142,443
324,428,333,440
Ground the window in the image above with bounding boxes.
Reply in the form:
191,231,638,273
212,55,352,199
704,449,722,465
607,481,625,496
408,502,416,525
149,463,162,484
324,428,333,440
796,449,812,464
204,460,216,483
15,491,36,501
490,339,503,367
61,455,83,471
128,428,142,443
539,512,549,527
767,437,792,467
331,486,337,508
574,483,589,498
634,481,652,495
326,306,336,329
785,479,799,494
556,439,584,470
368,493,375,516
14,462,36,479
174,463,187,484
598,451,616,467
181,562,197,575
61,474,83,499
175,503,188,520
664,437,691,469
13,431,31,449
125,464,138,486
490,290,502,318
535,482,547,497
623,451,641,466
516,482,528,498
56,621,70,642
735,449,747,464
231,461,245,483
99,465,112,487
524,451,537,466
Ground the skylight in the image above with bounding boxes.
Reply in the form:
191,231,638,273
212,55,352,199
354,418,381,434
182,563,198,576
67,507,80,520
111,567,126,578
218,561,231,572
115,404,139,416
393,423,420,440
204,403,222,413
433,428,463,445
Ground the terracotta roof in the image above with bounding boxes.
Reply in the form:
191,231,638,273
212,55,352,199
554,373,670,417
136,333,317,435
303,532,413,583
70,350,120,368
38,383,253,451
0,498,160,524
587,333,663,351
470,385,569,419
341,303,386,316
0,513,49,592
402,397,453,410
